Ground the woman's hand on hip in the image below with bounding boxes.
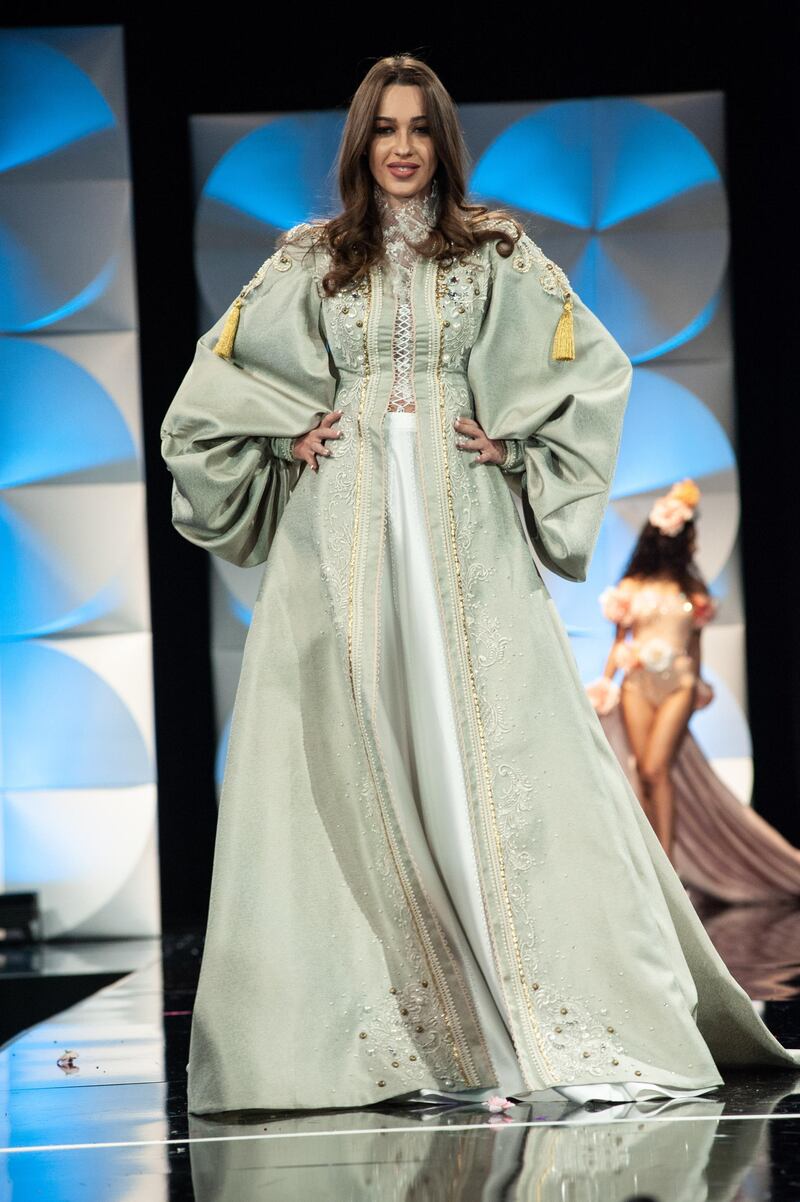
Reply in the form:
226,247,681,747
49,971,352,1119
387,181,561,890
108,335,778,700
293,411,344,472
453,416,506,465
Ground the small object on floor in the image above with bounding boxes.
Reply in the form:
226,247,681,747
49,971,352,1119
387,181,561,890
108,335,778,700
56,1050,79,1074
483,1095,514,1112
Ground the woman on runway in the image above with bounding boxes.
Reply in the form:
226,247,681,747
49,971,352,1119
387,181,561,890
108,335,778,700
587,479,800,904
160,53,800,1114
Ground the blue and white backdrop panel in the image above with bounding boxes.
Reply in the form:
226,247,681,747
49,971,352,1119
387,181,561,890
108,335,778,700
0,26,158,936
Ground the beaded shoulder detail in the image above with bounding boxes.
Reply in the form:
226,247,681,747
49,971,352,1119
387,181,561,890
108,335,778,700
475,216,575,359
236,222,325,303
485,219,572,301
279,219,329,251
212,222,325,359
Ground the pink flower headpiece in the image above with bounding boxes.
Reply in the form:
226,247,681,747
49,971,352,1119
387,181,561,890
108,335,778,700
648,478,701,538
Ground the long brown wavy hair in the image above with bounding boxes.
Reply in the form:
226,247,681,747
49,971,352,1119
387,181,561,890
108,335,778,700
278,53,523,296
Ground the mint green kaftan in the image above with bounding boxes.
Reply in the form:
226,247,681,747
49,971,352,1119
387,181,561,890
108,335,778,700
161,197,800,1113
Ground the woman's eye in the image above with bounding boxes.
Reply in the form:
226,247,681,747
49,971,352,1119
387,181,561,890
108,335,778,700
373,126,430,136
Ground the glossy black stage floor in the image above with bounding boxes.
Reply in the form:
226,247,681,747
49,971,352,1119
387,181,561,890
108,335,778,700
3,896,800,1200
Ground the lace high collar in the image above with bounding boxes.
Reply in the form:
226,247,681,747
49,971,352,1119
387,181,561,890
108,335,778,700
373,176,440,246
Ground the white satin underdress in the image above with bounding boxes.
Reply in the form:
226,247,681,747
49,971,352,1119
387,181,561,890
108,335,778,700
372,181,718,1108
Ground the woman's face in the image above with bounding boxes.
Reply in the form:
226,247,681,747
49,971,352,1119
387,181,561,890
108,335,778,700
367,83,438,206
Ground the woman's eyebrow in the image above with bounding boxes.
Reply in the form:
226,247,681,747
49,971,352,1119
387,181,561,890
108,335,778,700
374,114,428,121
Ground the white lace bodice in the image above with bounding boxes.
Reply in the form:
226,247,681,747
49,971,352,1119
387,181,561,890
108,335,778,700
374,179,440,413
268,180,521,470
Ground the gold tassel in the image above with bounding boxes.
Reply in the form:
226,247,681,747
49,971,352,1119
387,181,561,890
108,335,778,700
551,295,575,361
213,298,242,359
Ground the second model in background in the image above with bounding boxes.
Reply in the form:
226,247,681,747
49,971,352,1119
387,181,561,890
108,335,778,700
587,478,800,903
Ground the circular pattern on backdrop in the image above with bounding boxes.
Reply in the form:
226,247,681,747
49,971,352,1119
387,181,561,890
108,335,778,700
195,113,345,318
470,97,728,360
0,339,139,638
0,32,123,331
0,641,151,789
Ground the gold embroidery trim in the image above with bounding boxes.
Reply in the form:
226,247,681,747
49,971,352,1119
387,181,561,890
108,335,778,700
434,260,558,1083
344,269,481,1087
346,272,372,700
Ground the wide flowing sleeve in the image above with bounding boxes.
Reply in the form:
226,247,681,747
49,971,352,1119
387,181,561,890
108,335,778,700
159,223,337,567
467,227,633,582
